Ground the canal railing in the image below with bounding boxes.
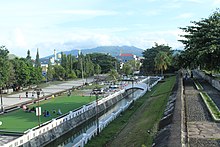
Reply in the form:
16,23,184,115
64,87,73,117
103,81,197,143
2,76,162,147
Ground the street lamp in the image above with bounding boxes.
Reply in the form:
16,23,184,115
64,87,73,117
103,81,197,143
33,87,43,127
91,78,103,135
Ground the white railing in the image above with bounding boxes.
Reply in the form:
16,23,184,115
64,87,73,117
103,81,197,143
3,77,160,147
72,76,162,147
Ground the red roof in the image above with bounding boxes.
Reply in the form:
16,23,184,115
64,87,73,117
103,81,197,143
120,53,133,57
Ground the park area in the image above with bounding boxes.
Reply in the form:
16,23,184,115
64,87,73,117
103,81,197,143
0,94,96,132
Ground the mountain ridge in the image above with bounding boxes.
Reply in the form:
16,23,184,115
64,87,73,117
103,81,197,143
42,46,144,59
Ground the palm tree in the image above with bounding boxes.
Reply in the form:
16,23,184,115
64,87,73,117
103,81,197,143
154,51,171,76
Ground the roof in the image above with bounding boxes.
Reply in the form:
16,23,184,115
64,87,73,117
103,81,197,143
120,53,133,57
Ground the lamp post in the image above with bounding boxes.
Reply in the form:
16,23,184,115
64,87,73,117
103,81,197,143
132,77,134,98
33,87,43,127
91,77,103,135
95,92,99,135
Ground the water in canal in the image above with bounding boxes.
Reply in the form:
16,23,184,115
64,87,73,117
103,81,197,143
46,89,143,147
46,77,158,147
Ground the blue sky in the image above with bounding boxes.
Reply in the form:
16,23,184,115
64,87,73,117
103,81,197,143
0,0,219,57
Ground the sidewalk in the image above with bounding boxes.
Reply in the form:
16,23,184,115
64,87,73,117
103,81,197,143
184,71,220,146
1,78,94,110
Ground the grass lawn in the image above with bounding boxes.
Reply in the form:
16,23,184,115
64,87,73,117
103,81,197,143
0,95,95,132
86,76,176,147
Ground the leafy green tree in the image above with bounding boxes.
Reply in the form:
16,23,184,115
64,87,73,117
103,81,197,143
154,51,171,76
84,55,95,77
47,59,54,81
142,43,172,74
126,60,141,72
67,70,77,79
53,65,65,80
89,53,117,73
122,63,132,76
108,69,119,84
94,64,101,75
12,58,30,87
29,66,41,84
179,10,220,71
6,62,16,88
0,46,10,88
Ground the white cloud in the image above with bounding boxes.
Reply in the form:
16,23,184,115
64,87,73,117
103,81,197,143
213,0,220,4
175,13,193,19
14,28,27,47
58,9,118,16
143,10,161,16
33,29,184,58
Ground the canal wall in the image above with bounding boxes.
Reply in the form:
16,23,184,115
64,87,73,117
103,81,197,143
73,77,162,147
194,69,220,91
3,77,158,147
4,89,126,147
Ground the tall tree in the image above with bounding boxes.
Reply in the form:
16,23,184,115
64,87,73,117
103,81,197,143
35,48,41,68
0,46,10,88
12,58,30,87
47,59,54,81
89,53,117,73
122,63,132,76
94,64,101,75
34,48,42,83
142,43,172,74
154,51,171,76
179,9,220,71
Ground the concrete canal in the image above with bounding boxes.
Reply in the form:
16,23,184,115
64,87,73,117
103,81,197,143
45,77,159,147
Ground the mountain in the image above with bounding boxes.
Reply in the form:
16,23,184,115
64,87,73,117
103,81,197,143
79,46,144,57
41,46,144,59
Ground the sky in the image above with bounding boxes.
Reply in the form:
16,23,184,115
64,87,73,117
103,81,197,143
0,0,219,58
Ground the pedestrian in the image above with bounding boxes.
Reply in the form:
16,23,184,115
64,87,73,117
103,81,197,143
26,91,28,98
191,71,193,78
57,109,62,115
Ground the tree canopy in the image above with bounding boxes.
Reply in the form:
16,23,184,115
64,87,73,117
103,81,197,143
141,43,172,74
178,9,220,70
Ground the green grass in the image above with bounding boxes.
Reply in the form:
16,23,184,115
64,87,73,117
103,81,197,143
86,76,176,147
0,95,96,132
200,92,220,120
193,79,203,90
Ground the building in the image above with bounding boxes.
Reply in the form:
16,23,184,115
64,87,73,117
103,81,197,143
117,53,138,63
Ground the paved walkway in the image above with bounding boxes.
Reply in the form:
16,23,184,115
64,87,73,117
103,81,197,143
1,78,94,109
184,71,220,147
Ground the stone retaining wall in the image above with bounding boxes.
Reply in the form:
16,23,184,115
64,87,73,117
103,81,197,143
195,69,220,91
153,74,182,147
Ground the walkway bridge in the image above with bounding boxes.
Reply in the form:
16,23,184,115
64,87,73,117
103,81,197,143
124,83,148,91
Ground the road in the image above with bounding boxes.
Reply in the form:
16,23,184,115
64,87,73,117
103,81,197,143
1,78,94,109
